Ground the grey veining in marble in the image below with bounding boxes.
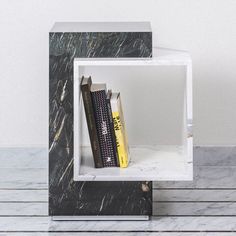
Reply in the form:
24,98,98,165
0,148,47,168
0,202,47,216
153,202,236,216
1,234,235,236
49,22,152,216
0,189,47,202
154,146,236,189
154,166,236,188
194,146,236,166
153,189,236,201
4,201,236,217
2,146,236,232
0,168,47,189
1,216,236,231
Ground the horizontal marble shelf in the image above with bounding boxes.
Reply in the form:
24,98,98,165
74,145,193,181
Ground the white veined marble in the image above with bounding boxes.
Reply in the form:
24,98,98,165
0,233,235,236
0,148,47,168
153,202,236,216
1,147,236,233
153,189,236,201
74,48,192,66
75,145,192,181
0,189,47,201
1,216,236,231
2,201,236,217
154,165,236,188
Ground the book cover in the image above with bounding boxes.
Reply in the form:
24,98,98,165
110,93,130,168
81,76,103,168
91,84,117,167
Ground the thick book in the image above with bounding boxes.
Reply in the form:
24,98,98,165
81,76,103,168
110,93,130,168
91,84,117,167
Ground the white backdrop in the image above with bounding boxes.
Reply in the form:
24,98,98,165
0,0,236,147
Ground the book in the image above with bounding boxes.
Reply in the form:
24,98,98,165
81,76,103,168
106,90,119,166
110,93,130,168
91,84,117,167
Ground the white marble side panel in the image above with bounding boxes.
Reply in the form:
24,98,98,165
1,217,236,231
153,189,236,201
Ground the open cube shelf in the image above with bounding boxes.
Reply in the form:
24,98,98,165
73,48,193,181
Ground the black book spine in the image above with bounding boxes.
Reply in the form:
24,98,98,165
91,90,117,167
81,79,103,168
106,94,119,167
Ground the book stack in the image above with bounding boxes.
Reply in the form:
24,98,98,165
81,76,130,168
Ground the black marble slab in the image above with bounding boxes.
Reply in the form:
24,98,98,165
49,24,152,216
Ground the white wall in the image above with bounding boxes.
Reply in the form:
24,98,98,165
0,0,236,147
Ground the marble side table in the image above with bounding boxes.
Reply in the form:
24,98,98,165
49,22,193,220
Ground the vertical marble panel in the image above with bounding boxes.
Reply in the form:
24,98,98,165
49,31,152,216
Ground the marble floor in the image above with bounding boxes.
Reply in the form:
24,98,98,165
0,147,236,235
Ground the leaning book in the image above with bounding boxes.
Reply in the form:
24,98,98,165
81,76,103,168
90,84,117,167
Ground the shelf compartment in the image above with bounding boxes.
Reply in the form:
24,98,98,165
73,47,193,181
77,145,192,181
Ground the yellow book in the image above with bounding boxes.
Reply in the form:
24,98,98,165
110,93,129,168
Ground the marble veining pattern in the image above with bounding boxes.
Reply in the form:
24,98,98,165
154,166,236,188
153,189,236,201
194,146,236,166
2,146,236,233
153,202,236,216
49,29,152,216
77,145,191,181
49,32,152,58
1,216,236,232
3,201,236,216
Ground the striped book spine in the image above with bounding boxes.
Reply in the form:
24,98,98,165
91,87,117,167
